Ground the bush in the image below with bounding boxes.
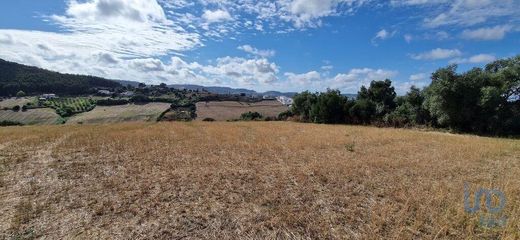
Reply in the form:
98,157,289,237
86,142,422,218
130,94,150,103
12,105,20,112
203,118,215,122
277,110,294,120
240,111,263,121
96,98,129,106
0,120,23,126
16,90,26,97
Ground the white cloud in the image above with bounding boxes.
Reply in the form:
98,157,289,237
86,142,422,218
449,53,496,64
372,29,396,45
409,73,428,81
331,68,399,92
411,48,462,60
202,9,233,23
461,25,513,40
278,68,398,93
285,71,322,85
423,1,518,28
321,65,334,71
237,45,276,58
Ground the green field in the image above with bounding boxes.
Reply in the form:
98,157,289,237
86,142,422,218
44,98,96,116
66,103,171,124
0,108,61,125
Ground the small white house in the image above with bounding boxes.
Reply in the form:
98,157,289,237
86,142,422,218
98,90,112,95
41,94,57,99
121,91,134,97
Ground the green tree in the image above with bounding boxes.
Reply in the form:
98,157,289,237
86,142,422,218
358,79,397,119
291,91,317,122
16,90,25,97
309,89,348,123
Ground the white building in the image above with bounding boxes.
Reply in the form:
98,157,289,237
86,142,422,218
41,94,57,99
98,90,112,95
276,96,293,106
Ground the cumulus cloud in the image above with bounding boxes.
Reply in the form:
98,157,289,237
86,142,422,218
411,48,462,60
238,45,276,58
449,54,496,64
278,68,398,93
409,73,428,81
461,25,513,40
202,9,233,23
285,71,322,85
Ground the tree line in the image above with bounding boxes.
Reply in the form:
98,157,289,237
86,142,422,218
0,59,121,96
289,55,520,136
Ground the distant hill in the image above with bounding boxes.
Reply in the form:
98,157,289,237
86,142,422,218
169,84,297,97
0,59,121,96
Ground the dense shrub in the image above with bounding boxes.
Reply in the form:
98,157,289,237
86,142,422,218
277,110,294,120
240,111,263,121
96,98,129,106
130,94,151,103
0,120,23,126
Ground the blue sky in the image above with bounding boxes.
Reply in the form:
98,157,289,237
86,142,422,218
0,0,519,94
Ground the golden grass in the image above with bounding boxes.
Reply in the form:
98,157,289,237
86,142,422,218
0,97,34,109
66,103,171,124
0,108,61,125
0,122,519,239
195,101,289,121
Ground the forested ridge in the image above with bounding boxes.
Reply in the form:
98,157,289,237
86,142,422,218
0,59,121,96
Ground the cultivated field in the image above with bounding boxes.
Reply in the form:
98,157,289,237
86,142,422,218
196,100,288,121
0,122,518,239
0,97,35,109
66,103,171,124
0,109,61,125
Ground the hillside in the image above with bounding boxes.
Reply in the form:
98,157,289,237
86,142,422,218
0,59,121,96
1,122,519,239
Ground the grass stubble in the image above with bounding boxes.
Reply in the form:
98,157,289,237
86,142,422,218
0,122,519,239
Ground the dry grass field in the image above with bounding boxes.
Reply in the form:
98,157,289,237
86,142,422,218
0,122,519,239
0,98,35,109
66,103,171,124
196,101,289,121
0,109,61,125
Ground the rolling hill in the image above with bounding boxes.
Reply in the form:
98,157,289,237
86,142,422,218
0,59,121,96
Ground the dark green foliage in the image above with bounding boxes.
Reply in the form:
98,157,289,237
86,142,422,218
277,110,294,120
292,89,349,123
130,94,151,103
358,79,397,119
384,86,430,127
0,120,23,126
240,111,263,121
424,56,520,134
12,105,20,112
310,89,348,124
96,98,130,106
44,98,96,117
349,99,376,124
0,59,121,96
291,91,317,121
16,91,25,97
